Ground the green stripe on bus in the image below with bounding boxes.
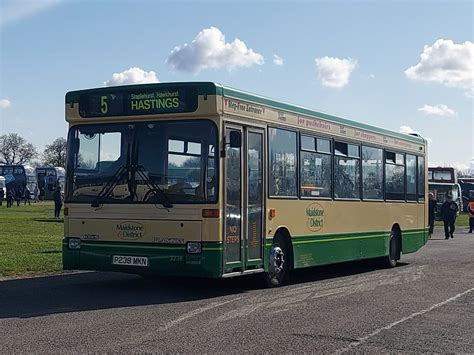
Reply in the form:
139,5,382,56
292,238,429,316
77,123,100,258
264,228,428,246
81,242,184,250
293,234,387,245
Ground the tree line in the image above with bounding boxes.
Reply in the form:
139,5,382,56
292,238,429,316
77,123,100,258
0,133,67,167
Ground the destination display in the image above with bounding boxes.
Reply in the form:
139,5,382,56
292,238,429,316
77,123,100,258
79,86,198,117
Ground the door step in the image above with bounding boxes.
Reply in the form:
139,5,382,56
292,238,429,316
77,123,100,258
221,268,265,278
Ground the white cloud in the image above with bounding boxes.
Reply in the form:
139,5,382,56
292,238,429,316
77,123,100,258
273,54,284,66
0,99,12,109
0,0,62,26
399,125,417,135
418,104,457,117
166,26,264,74
400,125,432,146
405,39,474,95
104,67,159,87
314,56,357,88
465,88,474,99
369,73,376,79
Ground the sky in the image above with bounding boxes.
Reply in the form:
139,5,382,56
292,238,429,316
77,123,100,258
0,0,473,171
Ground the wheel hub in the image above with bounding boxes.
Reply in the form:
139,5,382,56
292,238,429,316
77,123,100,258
270,245,285,276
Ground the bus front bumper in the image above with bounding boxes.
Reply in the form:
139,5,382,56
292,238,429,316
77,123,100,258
63,239,223,278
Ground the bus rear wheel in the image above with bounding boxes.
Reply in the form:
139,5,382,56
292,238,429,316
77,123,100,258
264,234,291,287
380,230,400,268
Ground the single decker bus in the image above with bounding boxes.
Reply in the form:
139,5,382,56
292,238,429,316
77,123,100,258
36,166,65,200
0,165,36,197
63,82,428,286
428,167,462,219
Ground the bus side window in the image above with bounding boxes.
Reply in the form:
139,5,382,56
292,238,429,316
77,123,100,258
362,146,383,200
299,135,332,198
418,156,425,201
406,154,417,201
269,128,297,197
334,142,360,199
385,151,405,201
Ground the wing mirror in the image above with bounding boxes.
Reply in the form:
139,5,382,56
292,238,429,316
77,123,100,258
229,131,242,148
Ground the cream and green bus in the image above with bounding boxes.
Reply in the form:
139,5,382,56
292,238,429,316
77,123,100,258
63,82,428,286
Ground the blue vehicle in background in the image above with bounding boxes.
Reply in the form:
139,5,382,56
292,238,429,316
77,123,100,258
0,165,30,197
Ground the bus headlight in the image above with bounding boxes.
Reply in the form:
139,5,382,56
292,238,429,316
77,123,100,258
186,242,202,254
68,238,81,250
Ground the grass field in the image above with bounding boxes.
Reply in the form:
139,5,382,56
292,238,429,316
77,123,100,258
0,203,471,277
435,212,469,227
0,202,63,277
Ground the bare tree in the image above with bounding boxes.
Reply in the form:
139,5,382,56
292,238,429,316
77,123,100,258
42,137,67,168
0,133,37,165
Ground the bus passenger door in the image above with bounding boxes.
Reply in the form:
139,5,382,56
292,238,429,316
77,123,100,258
245,129,264,268
224,126,243,270
223,125,264,273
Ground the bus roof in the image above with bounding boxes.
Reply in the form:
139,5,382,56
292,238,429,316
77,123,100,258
66,81,425,144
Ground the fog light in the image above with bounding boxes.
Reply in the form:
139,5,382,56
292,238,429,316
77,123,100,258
186,242,202,254
68,238,81,250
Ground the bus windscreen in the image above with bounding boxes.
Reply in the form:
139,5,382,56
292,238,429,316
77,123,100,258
67,119,217,204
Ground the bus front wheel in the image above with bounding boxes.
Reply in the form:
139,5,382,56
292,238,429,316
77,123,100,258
264,234,291,287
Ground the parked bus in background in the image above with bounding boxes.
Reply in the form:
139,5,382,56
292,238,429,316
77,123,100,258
63,82,428,286
0,165,30,196
36,167,66,200
428,167,462,219
459,178,474,212
24,166,37,200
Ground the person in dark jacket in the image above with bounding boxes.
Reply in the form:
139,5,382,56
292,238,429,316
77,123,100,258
468,196,474,233
53,186,63,219
23,186,31,205
15,186,22,206
440,192,459,239
428,192,437,237
0,188,4,206
6,188,13,208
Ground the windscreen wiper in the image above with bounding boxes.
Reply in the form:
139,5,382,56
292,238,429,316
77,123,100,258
134,165,173,209
91,164,129,208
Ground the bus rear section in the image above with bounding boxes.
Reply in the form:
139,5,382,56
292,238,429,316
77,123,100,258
62,118,224,278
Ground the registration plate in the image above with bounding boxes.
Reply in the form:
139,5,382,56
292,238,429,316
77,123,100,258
112,255,149,267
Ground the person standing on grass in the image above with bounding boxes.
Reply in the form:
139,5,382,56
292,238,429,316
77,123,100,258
6,188,13,208
15,186,22,207
23,186,31,205
440,191,458,239
428,192,437,238
34,185,40,203
53,185,63,219
468,196,474,233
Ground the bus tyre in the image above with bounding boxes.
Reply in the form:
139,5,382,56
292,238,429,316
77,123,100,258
264,234,291,287
381,231,400,268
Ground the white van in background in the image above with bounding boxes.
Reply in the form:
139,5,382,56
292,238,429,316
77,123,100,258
0,176,6,200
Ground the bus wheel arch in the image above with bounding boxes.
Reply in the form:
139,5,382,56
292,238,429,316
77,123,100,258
265,227,293,287
381,223,402,268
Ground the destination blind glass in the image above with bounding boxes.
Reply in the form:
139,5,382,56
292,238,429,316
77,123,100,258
78,86,198,117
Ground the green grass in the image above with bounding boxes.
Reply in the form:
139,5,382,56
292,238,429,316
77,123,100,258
0,202,63,277
435,212,470,227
